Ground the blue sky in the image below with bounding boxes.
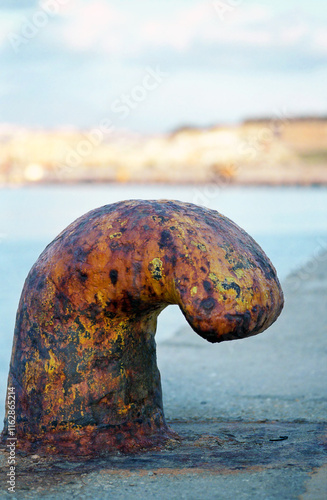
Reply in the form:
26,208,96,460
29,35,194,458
1,0,327,133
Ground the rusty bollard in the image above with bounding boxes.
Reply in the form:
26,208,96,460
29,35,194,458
1,200,283,455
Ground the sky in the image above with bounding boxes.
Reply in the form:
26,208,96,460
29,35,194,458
1,0,327,133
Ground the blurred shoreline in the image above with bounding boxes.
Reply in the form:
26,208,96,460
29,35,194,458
1,117,326,187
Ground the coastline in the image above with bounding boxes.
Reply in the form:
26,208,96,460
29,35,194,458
1,119,326,187
1,171,327,189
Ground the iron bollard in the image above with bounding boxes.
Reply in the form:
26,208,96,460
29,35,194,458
1,200,284,455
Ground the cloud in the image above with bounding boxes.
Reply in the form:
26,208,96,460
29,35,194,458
143,3,325,62
49,1,327,71
1,1,326,72
141,3,210,51
119,4,326,73
313,28,327,54
60,1,126,53
0,0,326,131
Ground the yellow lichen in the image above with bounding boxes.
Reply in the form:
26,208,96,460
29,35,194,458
234,268,245,279
109,232,122,239
45,350,58,374
209,272,240,297
149,258,165,280
191,240,207,252
95,291,107,308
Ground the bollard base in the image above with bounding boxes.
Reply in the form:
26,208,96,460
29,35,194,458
2,415,179,457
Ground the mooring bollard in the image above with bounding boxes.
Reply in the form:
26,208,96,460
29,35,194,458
1,200,283,455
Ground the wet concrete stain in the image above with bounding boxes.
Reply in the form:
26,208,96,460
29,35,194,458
0,421,325,493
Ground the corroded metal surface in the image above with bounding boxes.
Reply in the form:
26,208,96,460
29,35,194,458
1,200,283,455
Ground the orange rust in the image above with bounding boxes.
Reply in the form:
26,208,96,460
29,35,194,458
1,200,283,456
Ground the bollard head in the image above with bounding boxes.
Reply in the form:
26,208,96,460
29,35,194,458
168,202,284,343
1,200,283,456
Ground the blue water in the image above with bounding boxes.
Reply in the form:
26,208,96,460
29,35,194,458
0,185,327,421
